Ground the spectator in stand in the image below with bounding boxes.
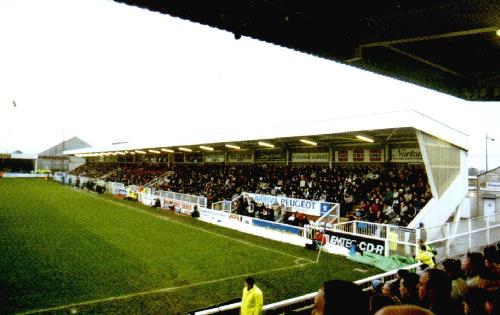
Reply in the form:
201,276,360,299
286,212,296,225
237,196,247,216
272,202,281,221
370,279,383,295
442,258,467,302
418,268,464,315
70,162,431,226
484,245,500,277
477,267,500,292
381,281,401,304
463,287,488,315
399,272,420,306
485,289,500,315
311,280,369,315
388,269,409,300
370,295,398,315
464,252,486,287
418,223,427,244
246,201,255,217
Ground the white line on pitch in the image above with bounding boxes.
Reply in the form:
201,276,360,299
19,261,314,315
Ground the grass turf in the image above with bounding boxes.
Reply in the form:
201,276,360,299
0,178,381,314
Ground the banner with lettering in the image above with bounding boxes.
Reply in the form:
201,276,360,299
204,153,225,163
324,229,386,255
254,150,285,162
335,149,385,163
228,151,253,163
479,181,500,191
199,207,231,223
244,192,333,217
391,148,422,162
369,149,383,161
291,152,329,163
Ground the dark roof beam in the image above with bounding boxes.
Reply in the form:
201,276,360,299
384,45,466,78
360,26,499,48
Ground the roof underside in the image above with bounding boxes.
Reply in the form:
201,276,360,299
67,127,419,156
114,0,500,101
65,110,470,155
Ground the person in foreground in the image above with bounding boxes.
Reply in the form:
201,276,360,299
241,277,263,315
418,268,464,315
311,279,369,315
374,305,434,315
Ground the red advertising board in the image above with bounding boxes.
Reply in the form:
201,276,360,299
338,150,348,162
353,149,365,162
369,149,382,161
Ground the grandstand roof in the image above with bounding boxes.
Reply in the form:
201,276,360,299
64,110,469,155
114,0,500,101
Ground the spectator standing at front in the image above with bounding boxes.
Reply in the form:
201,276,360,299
241,277,263,315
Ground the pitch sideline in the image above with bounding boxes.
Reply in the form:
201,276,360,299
19,261,315,315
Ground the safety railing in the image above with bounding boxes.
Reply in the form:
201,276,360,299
193,263,422,315
313,203,340,228
211,200,233,212
211,195,242,212
156,190,207,208
421,213,500,259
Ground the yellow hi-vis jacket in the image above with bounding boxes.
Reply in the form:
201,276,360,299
241,285,263,315
415,248,435,268
388,230,398,251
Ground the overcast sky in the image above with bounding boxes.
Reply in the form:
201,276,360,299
0,0,499,171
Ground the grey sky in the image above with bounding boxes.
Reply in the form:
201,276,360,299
0,0,499,171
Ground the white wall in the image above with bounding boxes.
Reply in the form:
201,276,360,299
410,150,468,231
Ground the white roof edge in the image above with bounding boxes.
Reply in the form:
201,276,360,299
64,109,469,154
10,153,38,159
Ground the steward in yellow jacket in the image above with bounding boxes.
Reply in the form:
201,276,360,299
241,277,263,315
415,244,435,268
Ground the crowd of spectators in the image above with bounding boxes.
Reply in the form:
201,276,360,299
70,162,432,226
71,162,170,185
312,243,500,315
70,162,120,180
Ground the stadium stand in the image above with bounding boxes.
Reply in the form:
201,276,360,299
70,162,431,226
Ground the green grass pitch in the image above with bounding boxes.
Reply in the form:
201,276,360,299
0,179,381,314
